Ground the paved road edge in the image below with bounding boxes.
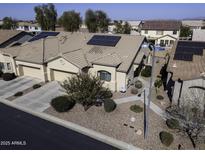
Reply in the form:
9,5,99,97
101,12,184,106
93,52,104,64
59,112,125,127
0,98,141,150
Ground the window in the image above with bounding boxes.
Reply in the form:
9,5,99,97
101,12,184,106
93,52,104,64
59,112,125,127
156,31,164,35
165,40,169,46
0,62,4,70
35,26,38,30
160,40,164,46
144,30,148,34
170,40,174,45
7,63,11,70
98,71,111,82
173,30,177,35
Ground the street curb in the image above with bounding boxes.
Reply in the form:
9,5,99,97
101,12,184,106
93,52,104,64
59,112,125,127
0,98,141,150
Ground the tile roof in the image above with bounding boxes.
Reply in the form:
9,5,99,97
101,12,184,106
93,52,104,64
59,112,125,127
0,30,22,45
1,32,146,73
141,20,181,31
167,40,205,81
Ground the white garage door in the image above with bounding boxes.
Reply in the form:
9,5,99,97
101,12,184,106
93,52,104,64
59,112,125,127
51,69,76,82
20,66,41,79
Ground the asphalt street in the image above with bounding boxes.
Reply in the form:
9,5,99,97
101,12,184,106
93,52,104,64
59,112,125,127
0,103,118,150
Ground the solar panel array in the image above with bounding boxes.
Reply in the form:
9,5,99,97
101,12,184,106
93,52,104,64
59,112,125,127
87,35,121,47
173,41,205,61
29,32,59,42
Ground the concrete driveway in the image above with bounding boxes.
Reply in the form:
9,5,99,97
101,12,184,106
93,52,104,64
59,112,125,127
0,76,42,99
14,81,65,112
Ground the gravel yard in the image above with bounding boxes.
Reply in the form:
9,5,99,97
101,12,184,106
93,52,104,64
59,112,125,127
44,101,193,150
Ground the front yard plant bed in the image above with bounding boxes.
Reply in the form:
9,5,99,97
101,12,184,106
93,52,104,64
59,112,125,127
166,118,180,130
135,80,143,89
51,96,75,112
130,104,143,113
45,101,194,149
159,131,174,147
2,73,16,81
104,99,117,112
156,95,164,100
14,91,23,97
33,84,41,89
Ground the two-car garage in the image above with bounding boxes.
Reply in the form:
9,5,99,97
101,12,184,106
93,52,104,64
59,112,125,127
18,65,42,79
50,69,76,81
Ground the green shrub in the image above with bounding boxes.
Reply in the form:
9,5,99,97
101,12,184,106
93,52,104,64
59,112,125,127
2,73,16,81
130,104,143,113
135,80,143,89
141,66,152,77
104,99,117,112
159,131,174,147
51,96,75,112
131,88,138,94
166,118,180,129
156,95,164,100
33,84,41,89
14,91,23,97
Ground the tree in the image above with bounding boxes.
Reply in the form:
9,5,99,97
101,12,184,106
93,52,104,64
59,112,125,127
114,21,131,34
1,17,18,30
180,26,192,37
123,21,131,34
34,3,57,31
85,9,110,33
61,73,112,111
166,88,205,148
58,11,82,32
95,10,110,32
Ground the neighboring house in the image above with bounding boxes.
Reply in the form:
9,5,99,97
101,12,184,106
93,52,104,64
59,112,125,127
0,20,3,26
182,20,205,30
0,30,33,73
166,40,205,105
108,20,142,35
16,21,41,33
1,32,151,92
141,20,181,47
192,29,205,41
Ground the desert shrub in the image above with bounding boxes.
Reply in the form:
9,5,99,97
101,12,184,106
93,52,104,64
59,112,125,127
130,104,143,113
135,80,143,89
0,70,3,78
166,118,180,129
33,84,41,89
14,91,23,97
104,99,117,112
2,73,16,81
141,66,152,77
51,96,75,112
159,131,174,147
131,88,138,94
156,95,164,100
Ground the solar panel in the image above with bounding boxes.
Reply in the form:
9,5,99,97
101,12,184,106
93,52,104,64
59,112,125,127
29,32,59,42
87,35,121,47
174,41,205,61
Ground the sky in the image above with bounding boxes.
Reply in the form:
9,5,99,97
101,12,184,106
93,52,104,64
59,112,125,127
0,3,205,21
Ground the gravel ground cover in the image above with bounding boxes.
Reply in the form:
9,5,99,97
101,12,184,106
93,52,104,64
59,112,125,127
44,101,193,150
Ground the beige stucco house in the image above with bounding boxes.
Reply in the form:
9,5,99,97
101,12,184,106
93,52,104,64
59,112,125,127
141,20,181,47
0,32,151,92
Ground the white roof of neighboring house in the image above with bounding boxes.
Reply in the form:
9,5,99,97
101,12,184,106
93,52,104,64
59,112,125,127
182,20,205,28
126,21,142,27
18,21,39,27
2,32,146,73
192,29,205,41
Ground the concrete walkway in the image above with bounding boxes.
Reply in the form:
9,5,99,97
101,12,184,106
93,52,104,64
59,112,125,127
114,77,167,119
14,81,65,112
